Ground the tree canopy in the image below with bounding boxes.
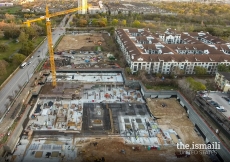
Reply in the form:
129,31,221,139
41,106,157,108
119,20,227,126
186,77,206,91
194,66,207,75
217,64,230,72
12,53,26,65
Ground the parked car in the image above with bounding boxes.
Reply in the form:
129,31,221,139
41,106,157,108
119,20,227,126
222,96,230,104
203,97,212,100
198,91,207,97
217,108,227,112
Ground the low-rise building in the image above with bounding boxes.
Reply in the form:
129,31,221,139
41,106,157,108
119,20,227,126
215,72,230,92
115,28,230,75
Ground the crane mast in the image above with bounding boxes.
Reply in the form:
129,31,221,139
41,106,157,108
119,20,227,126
23,4,89,87
46,5,56,87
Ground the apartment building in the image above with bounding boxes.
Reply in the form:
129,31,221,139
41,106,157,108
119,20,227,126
215,72,230,92
115,28,230,75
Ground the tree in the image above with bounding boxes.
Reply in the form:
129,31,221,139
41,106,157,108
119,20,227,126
3,22,20,39
111,19,118,26
121,19,126,27
0,60,8,76
12,53,26,65
5,13,15,22
138,70,148,82
186,77,206,91
0,21,8,30
132,20,141,28
19,41,34,56
194,66,207,75
98,20,106,27
171,66,184,76
78,19,87,27
217,64,229,72
24,27,38,39
125,67,131,75
91,19,98,26
18,32,29,45
0,43,9,52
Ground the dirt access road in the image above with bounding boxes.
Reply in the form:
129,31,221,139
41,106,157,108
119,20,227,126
77,138,210,162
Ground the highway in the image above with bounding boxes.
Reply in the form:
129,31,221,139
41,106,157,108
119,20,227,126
0,15,69,118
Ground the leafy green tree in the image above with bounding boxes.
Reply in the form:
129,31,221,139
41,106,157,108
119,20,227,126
25,27,37,39
194,66,207,75
186,77,206,91
12,53,26,65
217,64,229,72
111,19,118,26
132,20,141,28
125,67,131,75
18,32,29,45
91,19,98,26
19,41,34,56
121,19,126,27
0,43,9,52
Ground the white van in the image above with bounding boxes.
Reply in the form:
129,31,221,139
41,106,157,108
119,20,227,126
20,62,27,68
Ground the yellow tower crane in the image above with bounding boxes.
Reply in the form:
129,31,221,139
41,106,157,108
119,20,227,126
24,4,88,87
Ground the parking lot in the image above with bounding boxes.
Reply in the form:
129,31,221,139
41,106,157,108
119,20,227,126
207,92,230,118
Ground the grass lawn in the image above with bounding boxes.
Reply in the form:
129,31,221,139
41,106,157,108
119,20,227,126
0,40,21,60
145,84,178,90
0,36,46,85
0,5,22,14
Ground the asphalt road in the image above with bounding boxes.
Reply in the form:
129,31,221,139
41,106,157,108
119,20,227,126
0,15,68,116
208,92,230,118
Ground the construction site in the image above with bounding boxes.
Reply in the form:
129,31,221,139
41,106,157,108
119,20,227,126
2,33,221,162
5,69,212,162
